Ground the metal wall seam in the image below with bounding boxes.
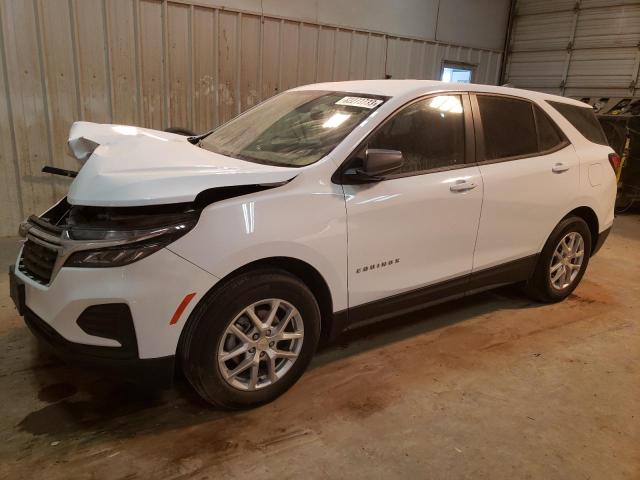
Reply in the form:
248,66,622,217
33,0,56,201
213,7,219,127
102,0,114,122
162,0,169,129
235,11,241,116
133,0,143,126
190,4,196,127
277,18,283,93
258,11,264,101
560,1,581,95
632,46,640,96
68,0,83,122
0,0,24,224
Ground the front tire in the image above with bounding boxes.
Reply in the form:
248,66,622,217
524,216,592,303
180,268,321,409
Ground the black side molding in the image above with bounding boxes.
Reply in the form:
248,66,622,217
466,254,538,295
333,254,539,334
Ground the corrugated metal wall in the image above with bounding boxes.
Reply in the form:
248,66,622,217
505,0,640,97
0,0,503,236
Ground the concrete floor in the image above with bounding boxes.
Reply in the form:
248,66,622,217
0,215,638,480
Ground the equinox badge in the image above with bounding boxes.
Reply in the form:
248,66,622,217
356,258,400,274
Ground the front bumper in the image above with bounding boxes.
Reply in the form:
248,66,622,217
23,304,175,387
11,247,218,385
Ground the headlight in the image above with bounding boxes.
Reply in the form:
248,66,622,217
64,221,196,268
66,240,169,268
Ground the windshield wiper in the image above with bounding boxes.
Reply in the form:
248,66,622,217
187,128,217,145
42,166,78,178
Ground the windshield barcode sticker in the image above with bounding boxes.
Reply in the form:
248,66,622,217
335,97,383,109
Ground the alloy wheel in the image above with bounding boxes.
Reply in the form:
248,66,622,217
217,299,304,391
549,231,585,290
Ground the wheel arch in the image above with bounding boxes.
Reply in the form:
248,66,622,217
565,206,599,255
177,256,338,357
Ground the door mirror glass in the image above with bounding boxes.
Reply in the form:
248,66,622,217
362,148,404,177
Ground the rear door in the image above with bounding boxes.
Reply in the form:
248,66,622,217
340,93,484,321
470,94,580,281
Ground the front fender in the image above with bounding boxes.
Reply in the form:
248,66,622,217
167,179,348,311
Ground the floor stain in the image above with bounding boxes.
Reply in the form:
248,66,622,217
19,383,165,436
1,217,639,479
37,383,78,403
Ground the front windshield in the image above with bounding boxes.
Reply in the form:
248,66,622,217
200,90,387,167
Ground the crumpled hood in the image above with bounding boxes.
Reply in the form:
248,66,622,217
66,122,298,207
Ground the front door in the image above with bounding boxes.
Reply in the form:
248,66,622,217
341,93,484,323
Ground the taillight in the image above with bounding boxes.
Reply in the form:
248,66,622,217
608,152,621,173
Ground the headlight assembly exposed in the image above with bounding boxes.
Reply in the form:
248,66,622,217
64,220,197,268
65,240,168,268
19,201,201,283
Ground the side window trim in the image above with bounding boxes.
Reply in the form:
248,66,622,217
332,92,475,185
462,93,476,165
533,104,571,156
471,93,571,165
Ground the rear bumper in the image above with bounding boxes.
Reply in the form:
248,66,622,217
24,306,175,388
592,226,612,256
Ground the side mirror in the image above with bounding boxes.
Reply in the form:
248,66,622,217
362,148,404,177
340,148,404,184
341,148,404,184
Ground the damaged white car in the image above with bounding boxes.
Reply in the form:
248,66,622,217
10,80,616,408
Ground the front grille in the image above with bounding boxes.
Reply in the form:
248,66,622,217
19,239,58,284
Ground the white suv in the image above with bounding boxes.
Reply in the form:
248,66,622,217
10,80,616,408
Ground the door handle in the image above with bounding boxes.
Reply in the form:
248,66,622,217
449,180,477,193
552,163,570,173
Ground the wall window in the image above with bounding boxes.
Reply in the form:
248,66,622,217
477,95,538,160
441,64,473,83
368,95,465,174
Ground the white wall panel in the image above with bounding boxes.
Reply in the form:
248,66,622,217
1,0,55,217
73,0,111,124
106,0,139,125
436,0,511,51
139,0,165,130
190,0,511,51
0,0,504,236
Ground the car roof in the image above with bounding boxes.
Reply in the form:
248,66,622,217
292,79,588,108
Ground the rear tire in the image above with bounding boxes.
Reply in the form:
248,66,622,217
179,268,320,409
524,216,592,303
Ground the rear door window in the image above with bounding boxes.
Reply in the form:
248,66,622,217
477,95,538,160
547,101,608,146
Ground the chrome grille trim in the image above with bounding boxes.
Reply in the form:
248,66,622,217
17,216,180,285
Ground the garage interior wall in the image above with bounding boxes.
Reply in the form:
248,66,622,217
504,0,640,98
0,0,509,236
